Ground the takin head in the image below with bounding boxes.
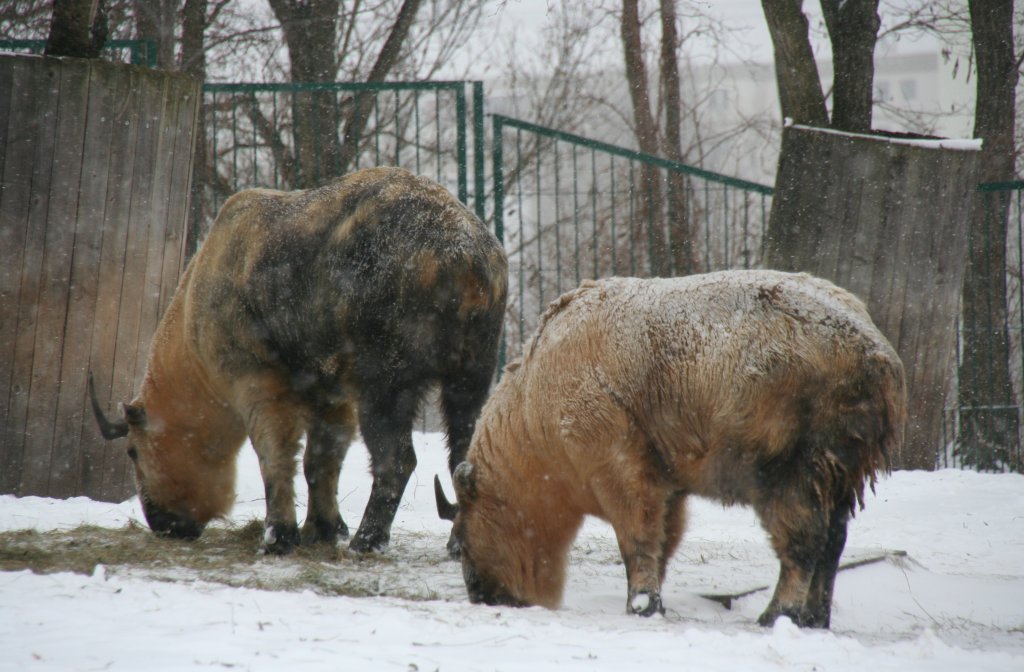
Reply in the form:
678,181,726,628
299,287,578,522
88,374,239,540
435,463,553,609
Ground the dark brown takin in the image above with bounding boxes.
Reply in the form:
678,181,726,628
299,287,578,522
91,166,508,555
436,270,905,628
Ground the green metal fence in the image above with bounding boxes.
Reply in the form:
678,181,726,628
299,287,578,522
942,181,1024,473
491,114,774,360
196,81,485,226
0,39,157,67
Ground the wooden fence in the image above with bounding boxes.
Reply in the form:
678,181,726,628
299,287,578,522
765,124,980,470
0,54,200,502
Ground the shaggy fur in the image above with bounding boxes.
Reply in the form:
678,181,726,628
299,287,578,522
448,271,905,628
93,167,508,554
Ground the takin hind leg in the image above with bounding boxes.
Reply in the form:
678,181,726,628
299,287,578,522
301,403,357,546
659,492,688,585
349,386,420,554
753,483,830,628
801,498,852,628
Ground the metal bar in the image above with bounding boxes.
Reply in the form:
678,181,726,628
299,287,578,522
473,82,486,222
456,86,468,205
591,147,599,279
978,180,1024,192
573,144,580,287
610,156,618,275
394,89,401,166
204,81,471,93
491,114,774,195
413,89,422,173
492,115,505,246
629,161,636,276
492,115,507,374
515,128,526,352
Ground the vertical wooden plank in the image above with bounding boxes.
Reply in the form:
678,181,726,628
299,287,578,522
82,64,140,500
2,57,62,496
0,57,40,494
159,74,201,313
0,55,15,191
137,73,176,353
838,144,886,295
100,67,164,499
20,57,91,497
52,59,117,500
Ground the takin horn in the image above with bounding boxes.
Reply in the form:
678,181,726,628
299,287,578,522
87,372,130,440
434,474,459,521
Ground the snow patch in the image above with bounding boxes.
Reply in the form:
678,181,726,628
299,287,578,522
788,123,982,151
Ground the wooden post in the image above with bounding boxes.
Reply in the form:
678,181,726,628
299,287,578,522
765,124,980,470
0,54,200,501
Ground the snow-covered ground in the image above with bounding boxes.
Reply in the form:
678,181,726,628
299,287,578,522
2,433,1022,671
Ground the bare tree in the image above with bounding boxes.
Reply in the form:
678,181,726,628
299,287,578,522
132,0,174,67
621,0,670,275
820,0,880,132
762,0,881,131
336,0,424,173
45,0,108,58
957,0,1021,468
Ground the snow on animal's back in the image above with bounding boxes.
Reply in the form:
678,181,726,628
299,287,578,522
520,270,898,390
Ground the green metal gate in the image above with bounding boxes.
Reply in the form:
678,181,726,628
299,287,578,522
195,81,485,230
491,114,774,360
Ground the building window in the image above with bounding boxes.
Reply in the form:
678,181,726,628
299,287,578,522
899,78,918,102
875,80,891,103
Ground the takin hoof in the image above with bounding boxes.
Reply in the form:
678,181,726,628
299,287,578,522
627,591,665,617
300,516,349,546
445,529,461,559
757,606,827,629
260,523,300,555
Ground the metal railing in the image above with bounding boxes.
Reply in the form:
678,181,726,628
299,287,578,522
0,38,157,67
491,113,774,360
197,81,485,225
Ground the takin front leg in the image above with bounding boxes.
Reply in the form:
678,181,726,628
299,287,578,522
301,403,357,546
349,387,419,554
245,403,305,556
591,471,673,617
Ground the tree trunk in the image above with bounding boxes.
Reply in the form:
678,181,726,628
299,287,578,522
957,0,1020,469
132,0,176,68
820,0,880,133
268,0,342,187
621,0,668,276
658,0,694,275
337,0,424,174
45,0,108,59
760,0,828,127
181,0,208,258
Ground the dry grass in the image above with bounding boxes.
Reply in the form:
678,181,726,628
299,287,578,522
0,520,462,602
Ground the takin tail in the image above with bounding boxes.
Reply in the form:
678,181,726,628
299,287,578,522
818,351,907,515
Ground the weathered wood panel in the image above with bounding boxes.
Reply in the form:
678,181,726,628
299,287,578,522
0,54,200,501
765,124,980,470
